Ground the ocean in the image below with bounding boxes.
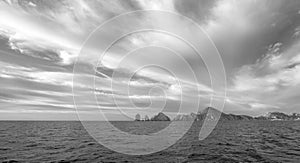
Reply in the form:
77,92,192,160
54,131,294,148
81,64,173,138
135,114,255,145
0,121,299,163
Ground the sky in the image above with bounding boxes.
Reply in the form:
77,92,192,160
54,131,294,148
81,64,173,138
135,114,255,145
0,0,300,120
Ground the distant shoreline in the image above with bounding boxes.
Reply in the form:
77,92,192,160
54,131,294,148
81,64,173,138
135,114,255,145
1,119,299,122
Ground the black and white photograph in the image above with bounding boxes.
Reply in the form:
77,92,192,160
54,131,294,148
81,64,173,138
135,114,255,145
0,0,300,162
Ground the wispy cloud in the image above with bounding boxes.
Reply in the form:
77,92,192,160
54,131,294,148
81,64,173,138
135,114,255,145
1,0,300,119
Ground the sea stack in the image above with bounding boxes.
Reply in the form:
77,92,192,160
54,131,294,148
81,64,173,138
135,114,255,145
144,115,150,121
135,114,141,121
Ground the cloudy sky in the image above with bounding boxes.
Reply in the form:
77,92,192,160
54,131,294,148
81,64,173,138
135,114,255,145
0,0,300,120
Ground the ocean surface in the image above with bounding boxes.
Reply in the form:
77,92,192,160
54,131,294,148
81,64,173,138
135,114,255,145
0,121,300,163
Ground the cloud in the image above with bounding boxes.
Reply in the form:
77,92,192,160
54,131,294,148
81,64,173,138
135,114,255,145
1,0,300,120
1,64,73,87
135,0,175,11
0,0,141,66
232,40,300,92
249,103,279,110
0,4,80,65
228,37,300,114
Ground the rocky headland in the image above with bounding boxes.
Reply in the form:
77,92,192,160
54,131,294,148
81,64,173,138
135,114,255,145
173,107,300,121
134,107,300,121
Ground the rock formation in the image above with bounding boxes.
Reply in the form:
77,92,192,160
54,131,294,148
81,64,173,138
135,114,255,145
173,107,300,121
174,107,254,121
144,115,150,121
135,114,141,121
151,112,171,121
135,108,300,122
261,112,300,120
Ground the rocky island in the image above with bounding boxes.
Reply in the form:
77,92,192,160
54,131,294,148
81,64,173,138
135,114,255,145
135,112,170,121
151,112,171,121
